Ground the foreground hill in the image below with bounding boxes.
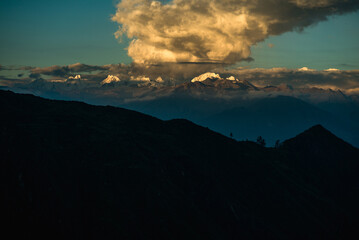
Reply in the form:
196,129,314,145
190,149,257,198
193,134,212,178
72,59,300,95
1,90,359,240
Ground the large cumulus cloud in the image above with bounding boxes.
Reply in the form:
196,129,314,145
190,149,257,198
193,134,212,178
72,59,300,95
112,0,359,64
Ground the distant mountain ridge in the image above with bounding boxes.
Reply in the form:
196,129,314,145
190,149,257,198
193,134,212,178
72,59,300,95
1,90,359,239
124,94,359,147
8,71,350,100
5,72,359,147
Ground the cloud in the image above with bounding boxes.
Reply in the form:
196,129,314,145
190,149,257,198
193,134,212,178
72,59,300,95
0,75,32,87
290,0,337,8
222,67,359,91
339,63,357,68
346,87,359,95
4,62,215,83
0,65,34,71
29,73,41,79
99,62,225,81
30,63,107,77
112,0,359,64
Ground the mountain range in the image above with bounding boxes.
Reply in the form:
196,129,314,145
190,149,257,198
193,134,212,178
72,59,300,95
4,72,359,147
1,90,359,239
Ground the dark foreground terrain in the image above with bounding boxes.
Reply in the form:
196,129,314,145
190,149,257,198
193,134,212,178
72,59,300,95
1,90,359,239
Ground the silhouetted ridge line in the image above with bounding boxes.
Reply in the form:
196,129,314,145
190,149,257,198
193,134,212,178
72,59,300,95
282,124,357,151
1,90,359,240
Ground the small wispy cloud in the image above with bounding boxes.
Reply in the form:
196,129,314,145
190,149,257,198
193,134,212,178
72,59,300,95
30,63,107,78
224,67,359,91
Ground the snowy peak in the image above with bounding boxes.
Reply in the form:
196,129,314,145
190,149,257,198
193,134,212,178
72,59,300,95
155,77,164,83
187,73,258,91
130,76,151,82
191,72,221,82
191,73,240,83
226,76,237,81
101,75,121,85
68,75,82,80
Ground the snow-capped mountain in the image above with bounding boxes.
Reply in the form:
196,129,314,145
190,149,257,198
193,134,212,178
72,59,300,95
14,72,355,107
226,76,236,81
101,75,121,85
68,75,82,80
185,73,258,92
155,77,164,83
191,72,221,82
130,76,151,82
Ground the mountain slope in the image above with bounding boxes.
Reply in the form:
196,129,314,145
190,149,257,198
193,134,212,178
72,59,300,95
1,90,359,240
201,95,358,145
126,94,358,146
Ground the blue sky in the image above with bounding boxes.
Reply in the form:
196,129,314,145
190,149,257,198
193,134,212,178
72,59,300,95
0,0,358,70
0,0,131,67
246,12,359,70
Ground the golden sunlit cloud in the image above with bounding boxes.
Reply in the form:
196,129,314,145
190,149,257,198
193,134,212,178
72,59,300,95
112,0,359,64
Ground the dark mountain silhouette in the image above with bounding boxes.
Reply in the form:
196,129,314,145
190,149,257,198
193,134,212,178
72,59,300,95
281,125,359,208
1,90,359,240
124,95,359,146
201,95,359,145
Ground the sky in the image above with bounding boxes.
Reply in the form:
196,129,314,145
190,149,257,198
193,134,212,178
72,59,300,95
0,0,131,67
247,12,359,70
0,0,358,70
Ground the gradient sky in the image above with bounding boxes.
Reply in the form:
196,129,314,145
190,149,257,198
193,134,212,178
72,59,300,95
0,0,358,70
